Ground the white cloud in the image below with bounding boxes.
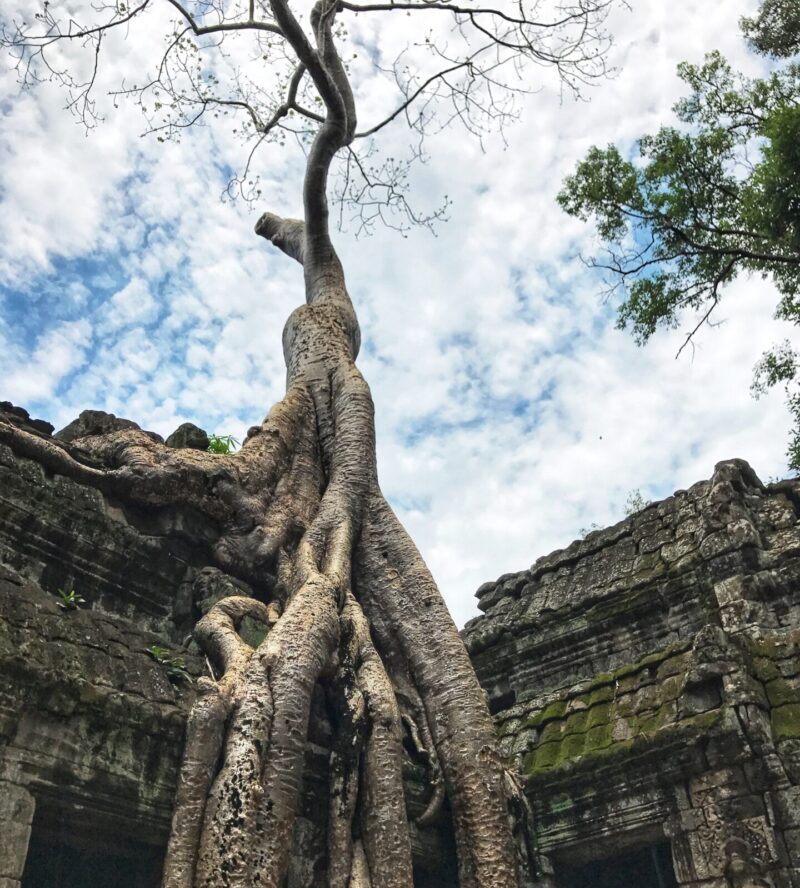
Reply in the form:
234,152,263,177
0,319,92,403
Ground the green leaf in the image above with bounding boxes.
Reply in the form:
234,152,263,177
207,433,240,455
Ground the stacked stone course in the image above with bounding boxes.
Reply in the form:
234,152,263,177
464,459,800,887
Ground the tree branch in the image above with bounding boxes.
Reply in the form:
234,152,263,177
355,59,473,138
163,0,285,38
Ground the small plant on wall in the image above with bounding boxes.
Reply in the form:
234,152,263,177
57,588,86,611
146,645,193,684
207,434,240,455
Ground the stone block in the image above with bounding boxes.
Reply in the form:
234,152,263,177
0,782,33,824
714,576,745,608
705,731,748,770
784,827,800,859
715,793,766,822
674,782,692,811
0,820,32,880
690,769,750,806
670,833,700,882
772,787,800,829
679,808,707,831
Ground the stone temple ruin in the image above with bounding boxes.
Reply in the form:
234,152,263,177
2,400,800,887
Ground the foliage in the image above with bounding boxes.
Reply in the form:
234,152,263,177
753,340,800,470
57,588,86,611
623,489,650,516
580,488,650,537
207,433,240,455
146,644,193,684
579,522,602,539
742,0,800,58
558,0,800,469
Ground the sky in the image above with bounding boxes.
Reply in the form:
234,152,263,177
0,0,794,627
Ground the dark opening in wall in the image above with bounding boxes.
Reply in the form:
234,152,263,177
21,822,163,888
555,841,678,888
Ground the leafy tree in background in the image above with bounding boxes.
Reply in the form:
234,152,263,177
558,0,800,469
742,0,800,58
0,0,618,885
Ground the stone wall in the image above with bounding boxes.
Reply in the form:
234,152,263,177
0,405,454,887
0,419,197,886
463,459,800,887
3,394,800,888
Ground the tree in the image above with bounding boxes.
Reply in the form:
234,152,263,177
0,0,616,886
557,0,800,469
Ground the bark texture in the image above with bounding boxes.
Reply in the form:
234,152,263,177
0,0,528,883
0,242,524,888
0,243,524,884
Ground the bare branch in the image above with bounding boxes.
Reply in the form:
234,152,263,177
164,0,284,37
2,0,620,240
355,58,473,138
674,258,736,358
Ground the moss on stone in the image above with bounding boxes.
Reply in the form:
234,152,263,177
523,741,561,774
584,588,651,625
637,701,675,736
657,652,692,680
765,678,800,708
586,672,614,691
564,709,590,736
587,684,615,706
559,731,586,761
753,657,782,683
525,699,568,729
584,720,614,753
540,719,564,744
772,703,800,740
582,641,688,694
586,702,612,729
512,640,700,781
522,703,725,779
750,637,786,660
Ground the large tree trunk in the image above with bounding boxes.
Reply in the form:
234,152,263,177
0,0,528,881
0,236,526,888
0,250,525,885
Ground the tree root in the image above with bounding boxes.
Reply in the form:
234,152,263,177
339,593,413,888
357,493,520,887
0,415,117,491
163,597,275,888
5,204,527,887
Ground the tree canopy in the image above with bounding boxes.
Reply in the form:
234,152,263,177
557,0,800,469
2,0,615,233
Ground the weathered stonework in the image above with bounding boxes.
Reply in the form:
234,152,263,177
2,396,799,887
464,458,800,887
0,405,455,887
